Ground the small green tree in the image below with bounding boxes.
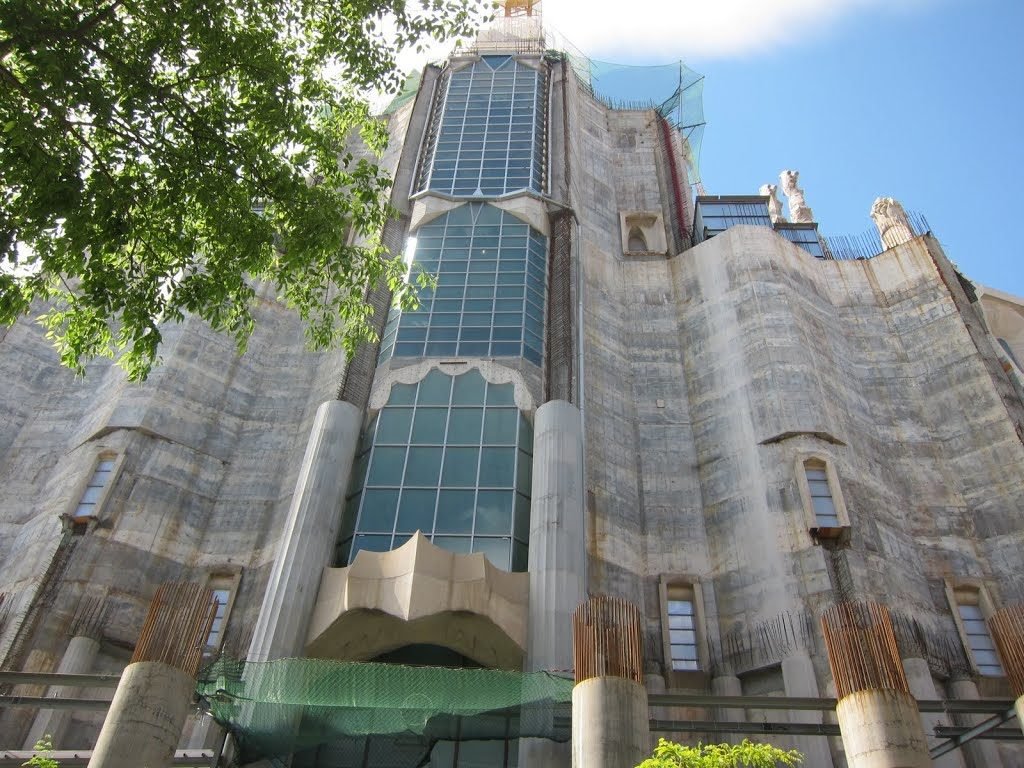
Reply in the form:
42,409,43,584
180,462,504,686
636,738,802,768
22,737,59,768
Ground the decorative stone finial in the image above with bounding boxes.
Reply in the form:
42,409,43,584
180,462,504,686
779,170,814,224
759,183,788,224
870,197,914,250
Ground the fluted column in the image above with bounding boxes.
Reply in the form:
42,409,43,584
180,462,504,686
520,400,585,768
23,635,100,749
247,400,362,661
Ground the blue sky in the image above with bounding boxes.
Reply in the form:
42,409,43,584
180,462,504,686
538,0,1024,295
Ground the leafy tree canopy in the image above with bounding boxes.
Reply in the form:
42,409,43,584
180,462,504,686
637,738,803,768
1,0,487,379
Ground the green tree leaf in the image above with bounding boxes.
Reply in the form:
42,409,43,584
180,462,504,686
0,0,490,379
636,738,803,768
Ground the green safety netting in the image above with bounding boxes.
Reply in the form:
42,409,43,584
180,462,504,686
197,658,574,765
545,33,706,182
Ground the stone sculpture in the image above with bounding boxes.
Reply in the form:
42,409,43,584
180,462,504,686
870,197,914,250
780,170,814,224
759,183,788,224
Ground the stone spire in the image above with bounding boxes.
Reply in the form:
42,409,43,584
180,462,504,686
759,183,788,224
780,170,815,223
870,197,915,250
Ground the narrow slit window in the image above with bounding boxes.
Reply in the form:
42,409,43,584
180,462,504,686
74,457,116,519
206,587,233,652
666,594,699,671
957,601,1003,677
805,464,840,528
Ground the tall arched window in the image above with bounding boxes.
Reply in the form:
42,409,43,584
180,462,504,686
339,369,532,571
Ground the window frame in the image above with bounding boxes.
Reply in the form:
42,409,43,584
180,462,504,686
203,570,242,657
659,576,709,687
794,454,850,543
945,579,1005,680
63,450,124,527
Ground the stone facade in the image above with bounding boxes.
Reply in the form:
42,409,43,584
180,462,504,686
1,31,1023,768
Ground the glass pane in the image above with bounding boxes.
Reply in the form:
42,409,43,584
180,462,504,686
668,614,693,630
472,538,512,571
435,489,476,533
479,447,515,487
958,604,984,620
375,408,413,443
388,383,417,405
968,632,995,651
962,618,988,634
95,458,116,473
515,450,532,495
367,447,406,486
671,644,698,661
486,383,516,405
351,534,393,559
812,496,837,517
412,408,448,444
404,447,443,486
396,489,438,534
447,408,483,444
514,493,531,541
972,649,1001,667
483,408,518,444
433,535,472,555
79,485,103,504
359,489,400,532
442,447,479,486
804,468,828,482
475,490,513,535
669,629,696,645
668,600,694,615
672,659,699,671
807,479,832,497
418,370,453,405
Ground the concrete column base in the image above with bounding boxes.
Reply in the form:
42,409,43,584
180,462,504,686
949,677,1002,768
782,652,835,767
1017,694,1024,735
24,635,100,749
711,674,744,725
571,677,649,768
902,657,963,768
88,661,194,768
835,689,932,768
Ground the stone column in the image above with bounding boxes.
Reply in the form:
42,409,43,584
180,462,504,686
89,582,214,768
710,674,744,734
902,657,964,768
571,596,649,768
247,400,362,661
822,602,931,768
89,661,195,768
782,650,835,768
23,635,101,749
520,400,585,768
947,676,1001,768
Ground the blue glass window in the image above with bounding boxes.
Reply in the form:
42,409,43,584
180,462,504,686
378,204,546,366
416,56,546,196
339,369,532,572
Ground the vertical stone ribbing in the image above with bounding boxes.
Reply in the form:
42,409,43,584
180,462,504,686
23,635,100,749
545,211,575,403
519,400,584,768
247,400,362,662
526,400,585,673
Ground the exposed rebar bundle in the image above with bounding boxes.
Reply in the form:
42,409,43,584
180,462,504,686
711,610,812,676
822,601,909,699
988,604,1024,698
132,582,216,678
573,595,643,685
68,593,108,640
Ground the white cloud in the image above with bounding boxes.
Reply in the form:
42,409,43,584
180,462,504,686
540,0,935,59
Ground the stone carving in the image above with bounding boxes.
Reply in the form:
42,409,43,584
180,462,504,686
780,170,815,224
759,183,788,224
870,197,914,250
